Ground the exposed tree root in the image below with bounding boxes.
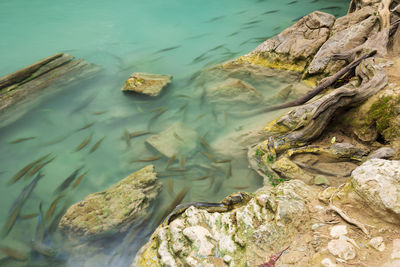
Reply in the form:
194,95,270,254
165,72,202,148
328,204,370,237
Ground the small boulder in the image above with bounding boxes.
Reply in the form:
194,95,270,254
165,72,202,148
122,72,171,96
351,159,400,222
59,165,161,240
368,147,395,160
146,122,199,158
369,236,385,252
205,78,263,106
328,238,356,260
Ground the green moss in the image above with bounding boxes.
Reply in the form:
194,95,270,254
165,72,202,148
369,96,394,132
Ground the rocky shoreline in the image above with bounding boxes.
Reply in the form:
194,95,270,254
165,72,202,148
133,0,400,266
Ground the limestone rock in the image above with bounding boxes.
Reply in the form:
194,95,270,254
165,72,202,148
368,147,395,159
321,258,337,267
146,122,199,158
369,236,385,251
134,180,315,266
121,72,171,96
332,6,375,34
314,175,330,186
271,156,314,184
328,238,356,260
351,159,400,222
305,15,379,77
205,78,263,105
59,165,161,240
237,11,335,72
330,225,348,238
392,239,400,259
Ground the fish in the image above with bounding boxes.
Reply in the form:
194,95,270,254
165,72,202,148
173,132,184,142
202,152,216,162
76,121,96,131
89,137,105,153
226,162,232,178
198,135,211,150
193,175,209,181
48,205,67,234
166,154,176,169
131,155,162,162
273,25,282,31
195,113,206,120
292,15,305,22
211,105,218,120
44,134,69,146
232,186,249,190
243,20,261,25
213,179,223,193
258,246,289,267
155,46,180,54
0,246,28,261
320,6,341,11
70,94,96,114
288,0,297,4
36,203,45,242
124,129,131,147
168,168,186,172
177,102,188,113
228,31,240,37
75,133,93,152
31,240,57,258
191,52,212,64
9,172,43,215
54,166,84,194
209,175,216,190
166,178,174,197
92,111,107,115
8,153,50,185
129,131,152,138
45,194,65,222
205,15,224,23
174,94,191,98
215,159,232,163
157,172,186,177
20,213,39,220
25,156,56,178
154,186,189,227
73,170,88,188
9,136,36,144
179,156,186,169
148,108,167,129
263,10,279,15
2,204,21,237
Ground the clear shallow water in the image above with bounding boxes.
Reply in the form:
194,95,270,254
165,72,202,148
0,0,348,266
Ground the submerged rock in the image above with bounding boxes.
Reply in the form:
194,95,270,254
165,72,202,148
121,72,171,96
59,165,161,240
206,78,263,105
351,159,400,222
134,180,316,266
146,122,199,158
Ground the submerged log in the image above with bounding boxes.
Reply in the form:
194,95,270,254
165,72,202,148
0,53,101,127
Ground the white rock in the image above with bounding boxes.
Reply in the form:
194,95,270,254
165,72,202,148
182,226,215,257
391,239,400,259
369,236,385,252
328,238,356,260
321,258,337,267
330,225,348,238
351,159,400,217
223,255,233,263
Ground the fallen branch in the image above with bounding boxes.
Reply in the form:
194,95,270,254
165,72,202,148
328,204,370,237
258,50,377,112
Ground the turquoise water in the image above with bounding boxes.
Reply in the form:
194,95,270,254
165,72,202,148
0,0,348,266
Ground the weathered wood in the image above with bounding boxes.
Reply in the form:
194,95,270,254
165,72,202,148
259,50,377,112
0,53,63,90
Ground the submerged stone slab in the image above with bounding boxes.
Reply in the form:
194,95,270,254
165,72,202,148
205,78,263,105
59,165,161,240
121,72,171,96
146,122,199,158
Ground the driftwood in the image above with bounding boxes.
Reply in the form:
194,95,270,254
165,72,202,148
258,50,377,113
328,204,370,237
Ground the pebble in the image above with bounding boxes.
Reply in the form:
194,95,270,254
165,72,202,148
330,225,347,238
369,237,385,252
328,238,356,260
321,258,337,267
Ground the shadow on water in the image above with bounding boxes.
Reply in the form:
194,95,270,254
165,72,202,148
0,0,348,265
